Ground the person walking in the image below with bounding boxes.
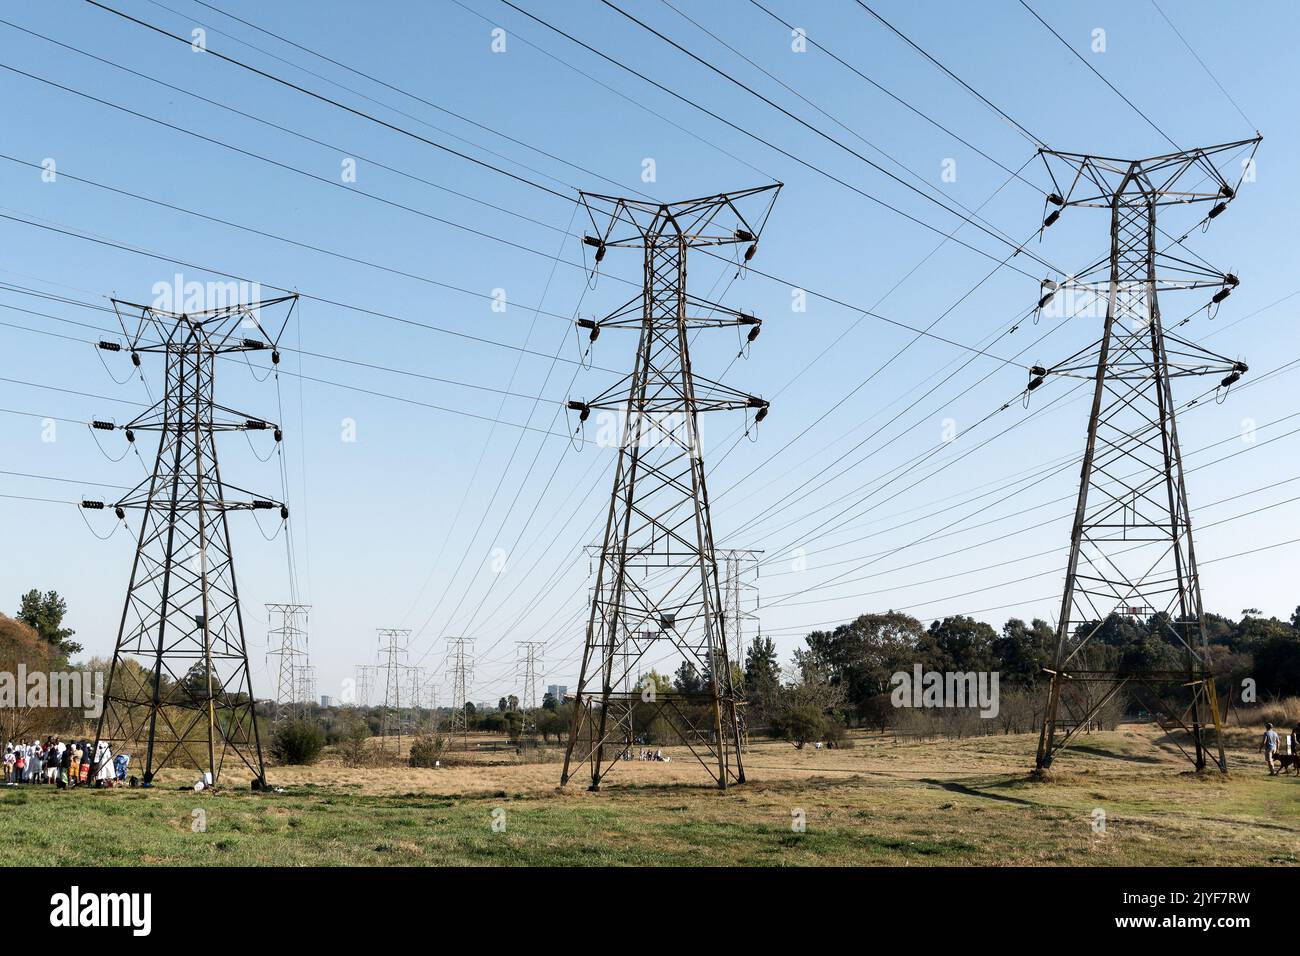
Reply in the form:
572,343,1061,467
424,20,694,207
1261,722,1280,775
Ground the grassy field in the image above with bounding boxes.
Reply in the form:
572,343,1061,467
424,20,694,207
2,723,1297,866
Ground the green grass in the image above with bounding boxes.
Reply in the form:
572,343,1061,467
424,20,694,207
2,730,1295,866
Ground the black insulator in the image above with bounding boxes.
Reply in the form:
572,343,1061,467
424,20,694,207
1225,273,1240,287
280,505,290,520
744,242,758,262
577,317,600,342
125,428,135,443
567,400,591,423
91,420,115,431
1046,193,1065,206
1043,209,1060,228
1037,291,1055,309
1233,361,1249,373
274,428,283,442
80,500,104,510
1220,184,1235,199
747,324,761,343
594,244,606,264
114,506,125,520
735,229,755,243
242,338,266,349
1220,371,1241,388
97,340,121,352
245,419,267,430
1030,365,1047,376
271,350,281,365
583,235,607,263
252,499,275,510
1027,376,1045,391
130,351,141,367
1208,201,1227,219
755,405,769,424
1211,287,1232,304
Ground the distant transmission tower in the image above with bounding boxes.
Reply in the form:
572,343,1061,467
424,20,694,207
720,549,762,681
267,603,310,723
406,665,426,733
516,641,543,732
377,628,411,752
445,637,474,750
90,293,297,788
561,186,780,791
1031,139,1259,772
354,664,375,708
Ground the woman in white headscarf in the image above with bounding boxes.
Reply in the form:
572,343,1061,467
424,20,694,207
94,740,114,785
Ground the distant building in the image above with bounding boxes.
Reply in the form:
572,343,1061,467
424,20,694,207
320,695,335,707
547,684,568,702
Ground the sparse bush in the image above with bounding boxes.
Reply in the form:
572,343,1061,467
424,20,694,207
408,727,446,767
335,707,372,767
270,718,325,765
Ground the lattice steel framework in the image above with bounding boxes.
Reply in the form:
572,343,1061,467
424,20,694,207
560,185,780,791
354,664,375,707
445,637,474,750
516,641,543,732
1032,139,1259,772
93,293,297,787
267,602,310,723
377,628,411,751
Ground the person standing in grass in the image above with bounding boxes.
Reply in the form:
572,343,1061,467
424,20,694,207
1261,723,1280,775
69,741,81,786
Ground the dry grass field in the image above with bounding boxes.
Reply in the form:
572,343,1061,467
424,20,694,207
2,722,1297,866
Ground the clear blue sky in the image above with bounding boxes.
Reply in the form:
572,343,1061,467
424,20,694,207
2,0,1296,706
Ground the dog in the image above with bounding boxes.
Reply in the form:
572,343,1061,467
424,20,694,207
1274,751,1300,775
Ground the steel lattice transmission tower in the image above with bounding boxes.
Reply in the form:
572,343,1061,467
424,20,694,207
376,628,411,752
720,549,762,681
92,293,298,788
560,185,780,791
267,603,310,723
445,637,474,750
516,641,543,732
354,664,375,707
1031,139,1259,772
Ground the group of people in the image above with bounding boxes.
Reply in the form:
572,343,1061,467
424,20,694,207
2,739,129,788
1261,723,1300,775
623,748,669,762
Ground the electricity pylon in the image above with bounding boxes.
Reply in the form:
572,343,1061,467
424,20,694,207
91,293,297,788
377,628,411,752
406,665,426,733
445,637,474,751
1031,139,1259,772
560,185,780,791
354,664,375,707
720,549,762,682
516,641,543,732
267,603,310,723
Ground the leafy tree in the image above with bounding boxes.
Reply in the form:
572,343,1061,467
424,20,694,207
541,691,557,711
994,618,1055,687
1254,631,1300,697
802,612,922,715
673,660,704,694
916,615,997,673
16,589,81,656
